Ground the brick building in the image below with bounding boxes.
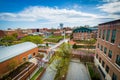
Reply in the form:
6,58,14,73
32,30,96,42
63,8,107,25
73,27,92,40
4,30,17,36
0,42,38,77
0,30,6,38
95,19,120,80
4,29,28,38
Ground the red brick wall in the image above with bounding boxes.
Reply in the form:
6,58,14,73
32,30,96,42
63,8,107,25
96,25,120,80
0,47,38,77
4,30,17,36
0,30,5,38
73,32,92,40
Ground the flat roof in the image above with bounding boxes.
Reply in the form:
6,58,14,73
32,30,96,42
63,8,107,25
0,42,37,63
99,19,120,25
73,27,92,33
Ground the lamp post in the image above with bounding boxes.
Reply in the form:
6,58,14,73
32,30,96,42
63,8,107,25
63,30,65,40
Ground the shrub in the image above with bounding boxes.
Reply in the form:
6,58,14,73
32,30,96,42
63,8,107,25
88,64,100,80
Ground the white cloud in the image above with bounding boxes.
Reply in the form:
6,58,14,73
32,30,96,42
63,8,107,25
0,6,99,21
98,2,120,19
0,6,117,26
98,2,120,14
102,0,120,2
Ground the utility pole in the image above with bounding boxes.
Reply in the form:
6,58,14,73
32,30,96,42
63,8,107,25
64,30,65,40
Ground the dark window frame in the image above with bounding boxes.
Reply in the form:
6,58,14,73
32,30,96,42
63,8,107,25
116,55,120,67
104,47,107,54
111,29,116,43
112,73,117,80
105,65,109,73
106,29,110,41
102,60,105,67
108,50,112,58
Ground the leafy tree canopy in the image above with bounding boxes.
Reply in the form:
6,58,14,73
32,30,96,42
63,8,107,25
21,35,43,44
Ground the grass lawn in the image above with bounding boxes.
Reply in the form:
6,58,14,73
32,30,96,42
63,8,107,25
44,35,64,43
30,67,44,80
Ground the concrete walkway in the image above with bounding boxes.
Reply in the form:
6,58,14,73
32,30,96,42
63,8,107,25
66,59,90,80
49,39,69,50
40,59,60,80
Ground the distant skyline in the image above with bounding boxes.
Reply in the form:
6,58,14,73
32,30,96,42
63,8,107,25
0,0,120,30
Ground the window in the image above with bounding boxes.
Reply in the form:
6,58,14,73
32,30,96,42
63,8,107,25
111,29,116,43
33,52,35,56
106,29,110,41
96,54,98,59
99,29,101,38
102,61,105,67
104,47,107,54
116,55,120,67
112,73,117,80
28,54,32,59
102,30,106,39
101,45,103,51
105,65,109,73
97,43,99,48
108,50,112,58
99,57,101,63
103,30,106,39
23,57,26,62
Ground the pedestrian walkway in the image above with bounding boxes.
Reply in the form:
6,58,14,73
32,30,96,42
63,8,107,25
40,59,60,80
66,59,90,80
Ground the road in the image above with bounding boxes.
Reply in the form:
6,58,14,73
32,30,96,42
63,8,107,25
66,59,90,80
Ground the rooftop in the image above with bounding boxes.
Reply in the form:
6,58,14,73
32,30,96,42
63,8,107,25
73,27,92,33
99,19,120,25
0,42,37,63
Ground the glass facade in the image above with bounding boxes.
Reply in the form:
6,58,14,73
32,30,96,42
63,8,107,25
111,29,116,43
106,29,110,41
108,50,112,58
116,55,120,67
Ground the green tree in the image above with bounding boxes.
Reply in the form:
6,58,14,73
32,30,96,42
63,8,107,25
86,39,96,53
0,35,16,46
70,33,73,39
21,35,43,45
73,43,77,49
12,33,18,38
46,43,49,47
54,43,71,80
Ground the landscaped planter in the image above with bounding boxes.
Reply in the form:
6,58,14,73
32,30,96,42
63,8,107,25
87,63,100,80
0,62,32,80
36,68,46,80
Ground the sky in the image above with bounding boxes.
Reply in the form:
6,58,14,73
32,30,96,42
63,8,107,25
0,0,120,30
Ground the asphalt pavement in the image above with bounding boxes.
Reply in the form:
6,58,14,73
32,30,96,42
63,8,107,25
66,59,90,80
